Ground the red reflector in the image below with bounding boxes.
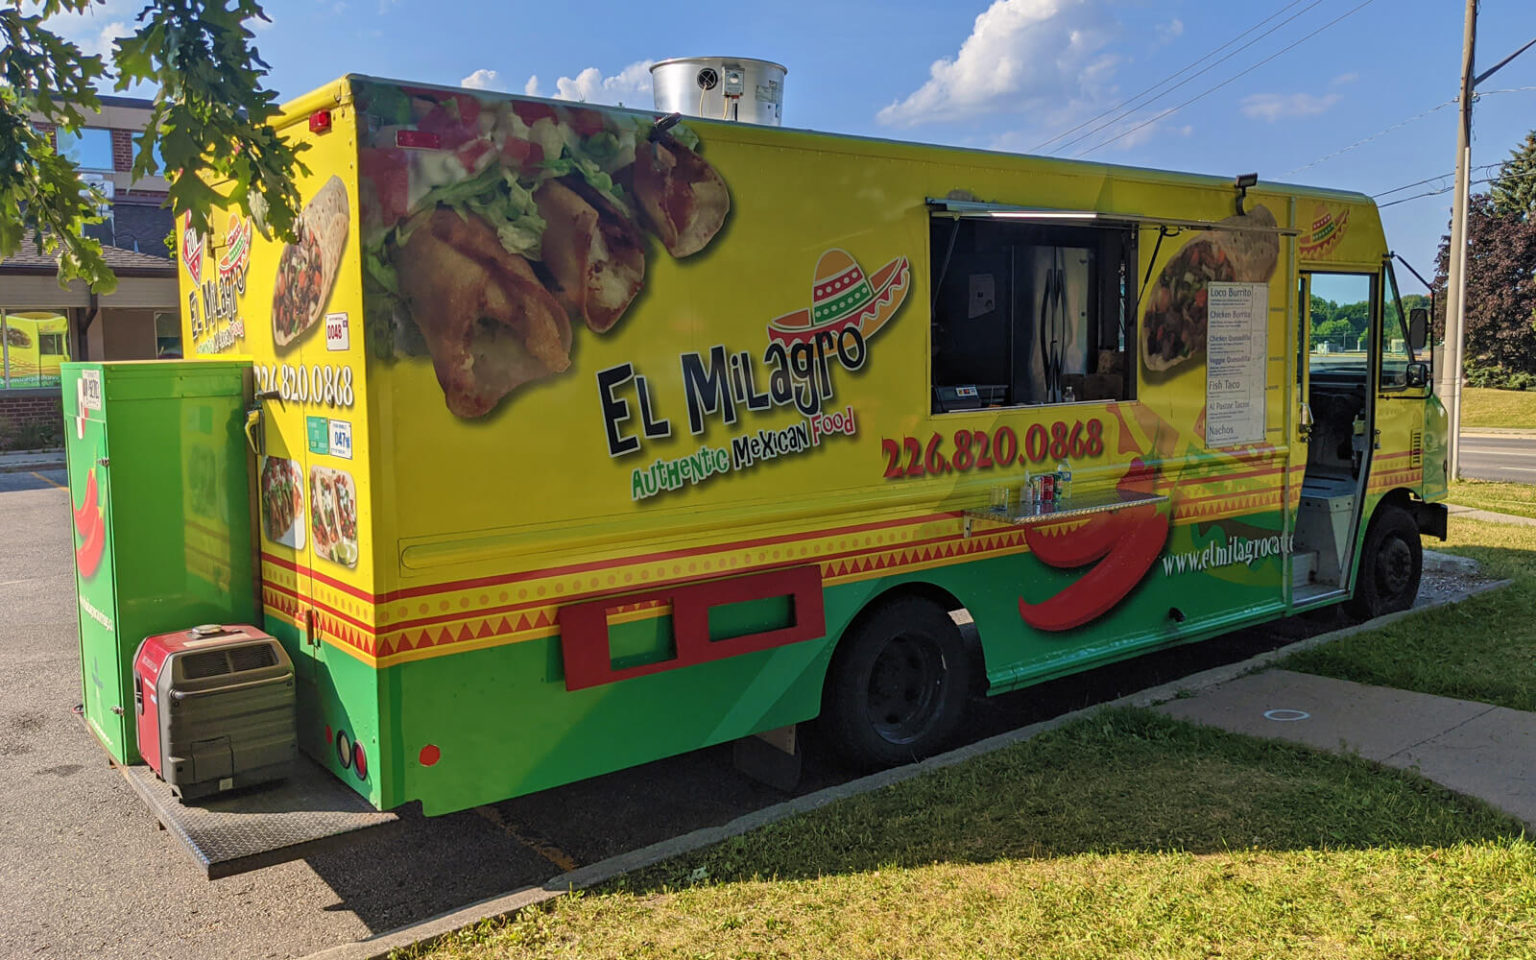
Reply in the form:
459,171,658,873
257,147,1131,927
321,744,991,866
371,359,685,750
309,110,332,134
419,744,440,767
396,129,442,150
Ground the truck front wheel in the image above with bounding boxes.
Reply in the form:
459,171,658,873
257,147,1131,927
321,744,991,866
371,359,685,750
1348,505,1423,620
820,597,971,770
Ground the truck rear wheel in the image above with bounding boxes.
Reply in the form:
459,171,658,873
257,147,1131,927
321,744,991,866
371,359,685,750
1347,505,1422,620
821,597,971,770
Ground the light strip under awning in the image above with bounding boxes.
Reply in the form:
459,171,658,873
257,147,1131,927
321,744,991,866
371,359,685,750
926,198,1300,236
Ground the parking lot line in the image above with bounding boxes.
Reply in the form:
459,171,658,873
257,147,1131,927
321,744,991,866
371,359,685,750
473,806,580,872
30,471,65,490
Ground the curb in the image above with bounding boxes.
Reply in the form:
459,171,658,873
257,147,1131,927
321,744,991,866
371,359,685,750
0,460,64,474
1461,428,1536,438
298,575,1513,960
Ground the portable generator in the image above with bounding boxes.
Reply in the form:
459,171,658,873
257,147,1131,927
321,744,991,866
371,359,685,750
133,624,296,800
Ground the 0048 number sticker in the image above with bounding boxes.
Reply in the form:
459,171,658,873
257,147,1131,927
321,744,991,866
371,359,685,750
881,419,1104,480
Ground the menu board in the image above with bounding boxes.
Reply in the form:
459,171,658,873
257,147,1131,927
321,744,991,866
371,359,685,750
1204,282,1268,447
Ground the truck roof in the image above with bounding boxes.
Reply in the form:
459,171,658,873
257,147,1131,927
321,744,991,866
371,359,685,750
281,74,1377,211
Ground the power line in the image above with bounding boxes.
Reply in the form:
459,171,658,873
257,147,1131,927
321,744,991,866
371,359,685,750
1285,99,1455,176
1075,0,1378,159
1032,0,1319,154
1373,162,1502,199
1047,0,1327,156
1377,168,1536,208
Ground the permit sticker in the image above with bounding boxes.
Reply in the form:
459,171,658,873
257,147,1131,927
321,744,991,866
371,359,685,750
307,416,330,456
329,419,353,460
325,312,350,352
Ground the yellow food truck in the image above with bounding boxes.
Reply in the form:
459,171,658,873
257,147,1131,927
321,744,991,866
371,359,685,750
3,311,70,386
167,75,1445,815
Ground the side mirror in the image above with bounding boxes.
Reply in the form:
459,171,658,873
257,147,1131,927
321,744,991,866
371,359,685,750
1408,307,1429,352
1405,361,1429,388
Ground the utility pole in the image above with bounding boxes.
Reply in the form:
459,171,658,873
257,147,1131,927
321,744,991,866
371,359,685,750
1440,0,1477,481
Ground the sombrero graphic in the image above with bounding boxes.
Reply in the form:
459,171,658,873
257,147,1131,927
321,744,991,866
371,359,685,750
1298,202,1350,259
767,248,910,346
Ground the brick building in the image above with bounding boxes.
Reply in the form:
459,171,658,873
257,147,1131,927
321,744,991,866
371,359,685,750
0,96,179,447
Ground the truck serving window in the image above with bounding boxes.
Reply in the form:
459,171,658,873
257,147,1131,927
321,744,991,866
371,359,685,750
929,216,1135,413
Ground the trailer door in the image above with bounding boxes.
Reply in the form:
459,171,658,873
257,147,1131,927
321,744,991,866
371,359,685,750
254,390,319,683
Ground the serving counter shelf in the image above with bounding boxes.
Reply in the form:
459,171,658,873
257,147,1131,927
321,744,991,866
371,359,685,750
962,489,1167,537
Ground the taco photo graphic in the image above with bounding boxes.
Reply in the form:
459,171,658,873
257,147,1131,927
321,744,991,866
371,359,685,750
358,89,731,419
273,175,350,349
1140,204,1279,374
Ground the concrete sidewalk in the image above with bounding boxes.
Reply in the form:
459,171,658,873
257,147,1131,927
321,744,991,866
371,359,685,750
1447,503,1536,527
1158,669,1536,831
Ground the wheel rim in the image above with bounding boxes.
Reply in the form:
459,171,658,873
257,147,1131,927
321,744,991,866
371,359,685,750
1375,536,1414,599
865,632,945,745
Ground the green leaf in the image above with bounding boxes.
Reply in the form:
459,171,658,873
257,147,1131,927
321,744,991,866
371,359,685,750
0,2,308,290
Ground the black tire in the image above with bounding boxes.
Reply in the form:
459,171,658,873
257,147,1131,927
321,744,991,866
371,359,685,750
1347,505,1423,620
820,597,972,770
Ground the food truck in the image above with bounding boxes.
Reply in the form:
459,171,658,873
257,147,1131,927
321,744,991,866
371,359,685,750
66,73,1447,824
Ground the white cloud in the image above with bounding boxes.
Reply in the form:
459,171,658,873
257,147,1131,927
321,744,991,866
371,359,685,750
547,60,656,106
461,69,502,91
524,75,541,97
1241,92,1342,122
877,0,1115,128
1331,72,1359,86
32,0,138,57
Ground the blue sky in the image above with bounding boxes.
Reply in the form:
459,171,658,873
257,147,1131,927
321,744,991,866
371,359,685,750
52,0,1536,281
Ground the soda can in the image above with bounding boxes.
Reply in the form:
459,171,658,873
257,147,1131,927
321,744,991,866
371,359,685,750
1040,473,1056,502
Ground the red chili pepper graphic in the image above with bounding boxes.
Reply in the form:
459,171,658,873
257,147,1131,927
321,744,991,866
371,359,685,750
75,514,106,579
1024,516,1119,569
1019,507,1170,632
73,468,98,537
1117,457,1156,495
1025,503,1159,569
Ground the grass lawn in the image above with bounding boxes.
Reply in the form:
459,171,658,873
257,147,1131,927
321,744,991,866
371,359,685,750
1280,509,1536,711
399,710,1532,960
1449,478,1536,521
1460,386,1536,429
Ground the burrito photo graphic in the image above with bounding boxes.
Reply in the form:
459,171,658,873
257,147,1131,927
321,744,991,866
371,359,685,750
273,175,350,349
1140,204,1279,374
356,85,731,418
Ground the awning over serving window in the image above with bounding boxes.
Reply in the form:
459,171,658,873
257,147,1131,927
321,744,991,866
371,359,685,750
925,198,1300,236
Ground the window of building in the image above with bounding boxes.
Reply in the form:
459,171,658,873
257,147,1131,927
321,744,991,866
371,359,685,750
54,127,115,172
155,312,183,359
0,311,70,389
930,217,1135,413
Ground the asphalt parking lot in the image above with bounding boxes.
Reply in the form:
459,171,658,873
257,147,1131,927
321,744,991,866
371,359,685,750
0,470,1446,959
